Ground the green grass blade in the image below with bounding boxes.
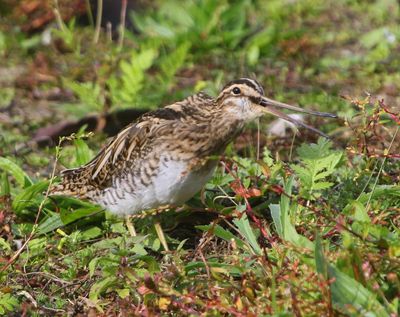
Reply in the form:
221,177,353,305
196,224,245,249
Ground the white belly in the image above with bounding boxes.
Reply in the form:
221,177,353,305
100,158,216,216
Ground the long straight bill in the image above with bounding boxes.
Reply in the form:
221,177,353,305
260,106,331,138
260,97,338,118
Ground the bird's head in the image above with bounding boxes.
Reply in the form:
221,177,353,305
217,78,337,137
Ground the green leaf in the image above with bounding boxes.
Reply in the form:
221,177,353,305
0,157,32,188
233,214,262,255
343,201,371,223
60,206,104,224
109,48,157,107
360,27,388,49
116,288,130,299
89,276,118,301
315,233,328,279
291,138,342,199
132,243,148,256
11,180,50,213
89,257,99,278
159,41,191,84
270,204,282,237
185,261,243,276
37,206,103,235
37,214,63,235
270,176,314,250
1,172,10,195
64,80,102,115
0,238,11,252
80,227,102,240
74,139,92,166
328,265,389,316
0,293,19,314
358,185,400,204
196,224,245,249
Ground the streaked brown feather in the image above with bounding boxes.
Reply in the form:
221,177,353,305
50,92,219,199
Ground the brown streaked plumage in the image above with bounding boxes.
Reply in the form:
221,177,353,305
50,78,337,217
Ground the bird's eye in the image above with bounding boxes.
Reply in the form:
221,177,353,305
232,87,241,95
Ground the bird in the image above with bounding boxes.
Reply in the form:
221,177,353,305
50,78,337,250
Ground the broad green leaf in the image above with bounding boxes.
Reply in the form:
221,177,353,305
132,243,148,256
116,288,130,299
38,206,103,234
1,172,10,195
0,157,32,188
270,176,313,250
233,214,262,255
89,257,99,278
358,185,400,203
80,227,102,240
329,265,389,316
315,233,328,279
74,139,92,166
270,203,314,250
60,206,104,224
89,276,118,301
343,201,371,223
37,214,63,234
12,180,49,212
270,204,282,237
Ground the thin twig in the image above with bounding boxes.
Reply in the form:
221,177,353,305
84,0,94,28
256,118,260,161
118,0,128,49
366,126,399,211
93,0,103,44
53,0,66,33
106,22,113,42
22,271,73,285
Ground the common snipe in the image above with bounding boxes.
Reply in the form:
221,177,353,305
50,78,336,249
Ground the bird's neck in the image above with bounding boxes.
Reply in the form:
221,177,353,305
205,112,246,154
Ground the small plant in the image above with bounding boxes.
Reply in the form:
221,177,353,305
107,48,158,108
291,138,342,200
0,292,19,315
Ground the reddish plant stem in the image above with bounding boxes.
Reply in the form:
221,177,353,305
221,160,271,242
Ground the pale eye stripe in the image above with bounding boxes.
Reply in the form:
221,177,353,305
239,78,264,95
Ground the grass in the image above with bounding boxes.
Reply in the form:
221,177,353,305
0,0,399,315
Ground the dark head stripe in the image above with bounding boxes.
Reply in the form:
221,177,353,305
223,78,264,95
